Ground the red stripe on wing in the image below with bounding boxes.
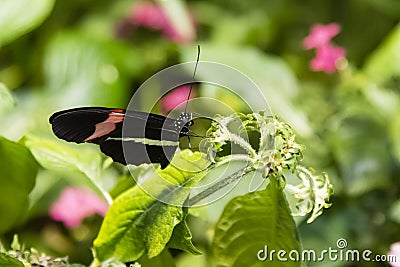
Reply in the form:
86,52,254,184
84,112,125,142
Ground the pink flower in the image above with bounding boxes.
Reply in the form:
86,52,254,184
388,242,400,267
310,44,346,73
303,22,346,74
50,187,109,228
131,2,193,43
131,2,167,30
161,85,193,113
303,23,341,49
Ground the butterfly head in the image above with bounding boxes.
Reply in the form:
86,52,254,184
176,112,194,137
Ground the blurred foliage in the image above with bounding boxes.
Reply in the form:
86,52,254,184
0,0,399,266
0,234,84,267
0,137,38,234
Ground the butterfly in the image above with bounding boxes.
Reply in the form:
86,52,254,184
50,46,201,169
49,107,194,169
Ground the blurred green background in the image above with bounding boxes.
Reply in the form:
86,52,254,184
0,0,400,266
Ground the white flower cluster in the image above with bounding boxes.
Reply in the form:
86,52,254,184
286,166,333,223
206,112,333,223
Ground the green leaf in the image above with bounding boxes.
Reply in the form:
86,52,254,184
364,23,400,85
138,249,176,267
22,135,112,202
167,208,202,255
94,151,209,262
0,0,55,46
0,137,38,234
0,253,23,267
109,175,136,199
212,180,302,267
22,135,102,182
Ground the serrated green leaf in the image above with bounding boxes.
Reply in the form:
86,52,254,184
0,137,38,234
96,182,177,261
0,252,23,267
94,151,209,262
168,208,202,255
0,0,54,46
212,180,302,267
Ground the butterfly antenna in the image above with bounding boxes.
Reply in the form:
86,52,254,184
184,44,200,114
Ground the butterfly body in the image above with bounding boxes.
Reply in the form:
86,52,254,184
49,107,193,169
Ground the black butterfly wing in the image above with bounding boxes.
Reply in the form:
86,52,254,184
49,107,118,143
49,107,180,169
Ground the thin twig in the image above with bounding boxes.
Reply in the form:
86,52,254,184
188,165,255,205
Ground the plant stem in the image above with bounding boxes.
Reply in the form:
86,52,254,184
188,165,255,205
